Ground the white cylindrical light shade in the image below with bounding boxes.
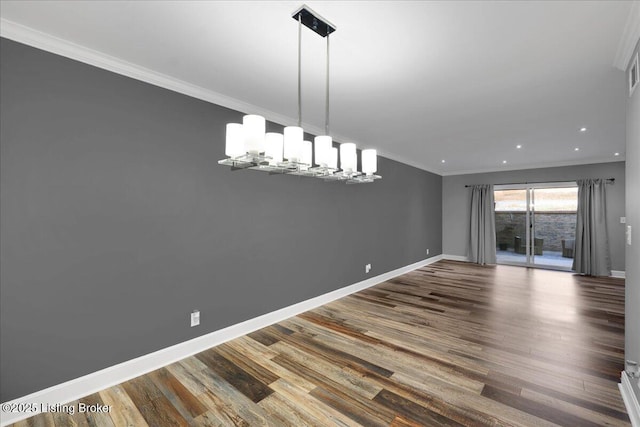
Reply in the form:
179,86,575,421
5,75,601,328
300,140,312,170
284,126,303,161
243,115,265,154
265,132,283,164
362,149,377,175
328,147,338,169
340,143,357,172
314,135,332,167
225,123,244,158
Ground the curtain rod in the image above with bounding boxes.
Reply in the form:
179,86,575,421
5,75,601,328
464,178,615,188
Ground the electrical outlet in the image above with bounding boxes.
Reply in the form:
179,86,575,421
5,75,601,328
365,263,371,274
191,310,200,327
426,248,430,255
621,216,626,224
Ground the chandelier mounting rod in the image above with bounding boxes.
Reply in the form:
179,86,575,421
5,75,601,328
217,4,380,185
325,34,330,135
292,4,336,134
297,14,302,127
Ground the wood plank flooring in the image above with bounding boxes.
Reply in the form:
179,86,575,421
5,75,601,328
11,261,630,426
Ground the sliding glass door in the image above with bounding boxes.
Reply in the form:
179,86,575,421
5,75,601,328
495,189,528,264
495,183,577,270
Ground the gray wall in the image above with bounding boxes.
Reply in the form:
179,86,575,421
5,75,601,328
442,162,626,271
625,38,640,401
0,38,442,402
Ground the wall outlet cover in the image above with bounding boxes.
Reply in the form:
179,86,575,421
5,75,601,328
191,310,200,327
621,217,626,224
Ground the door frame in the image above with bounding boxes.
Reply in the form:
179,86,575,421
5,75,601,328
494,181,577,271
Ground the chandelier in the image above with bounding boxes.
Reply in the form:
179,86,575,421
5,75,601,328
218,4,381,184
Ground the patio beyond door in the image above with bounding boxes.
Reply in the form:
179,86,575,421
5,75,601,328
495,183,578,270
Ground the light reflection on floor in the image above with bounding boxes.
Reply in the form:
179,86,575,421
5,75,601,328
490,265,578,323
496,249,574,269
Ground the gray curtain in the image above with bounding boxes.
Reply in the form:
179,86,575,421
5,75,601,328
468,184,497,265
573,179,611,276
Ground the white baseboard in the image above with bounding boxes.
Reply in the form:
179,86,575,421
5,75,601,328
611,270,626,279
0,254,443,426
442,256,626,279
620,371,640,427
442,254,469,262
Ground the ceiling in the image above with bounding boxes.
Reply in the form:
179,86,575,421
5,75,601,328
0,1,634,175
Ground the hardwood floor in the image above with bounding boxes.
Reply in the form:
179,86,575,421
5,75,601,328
12,261,629,426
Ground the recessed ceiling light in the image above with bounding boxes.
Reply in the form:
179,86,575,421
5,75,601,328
516,144,522,149
441,159,446,163
614,152,620,156
502,160,507,164
574,147,580,151
580,127,587,132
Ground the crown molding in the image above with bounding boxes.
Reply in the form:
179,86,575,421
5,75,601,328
0,20,346,146
0,19,294,128
614,1,640,71
0,18,626,178
0,18,442,175
440,156,625,177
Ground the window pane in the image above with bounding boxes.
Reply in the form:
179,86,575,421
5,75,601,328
532,187,577,212
495,189,527,211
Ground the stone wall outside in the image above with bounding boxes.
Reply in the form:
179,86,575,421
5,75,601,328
495,212,576,252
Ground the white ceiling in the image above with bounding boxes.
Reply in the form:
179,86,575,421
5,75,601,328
0,1,634,175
